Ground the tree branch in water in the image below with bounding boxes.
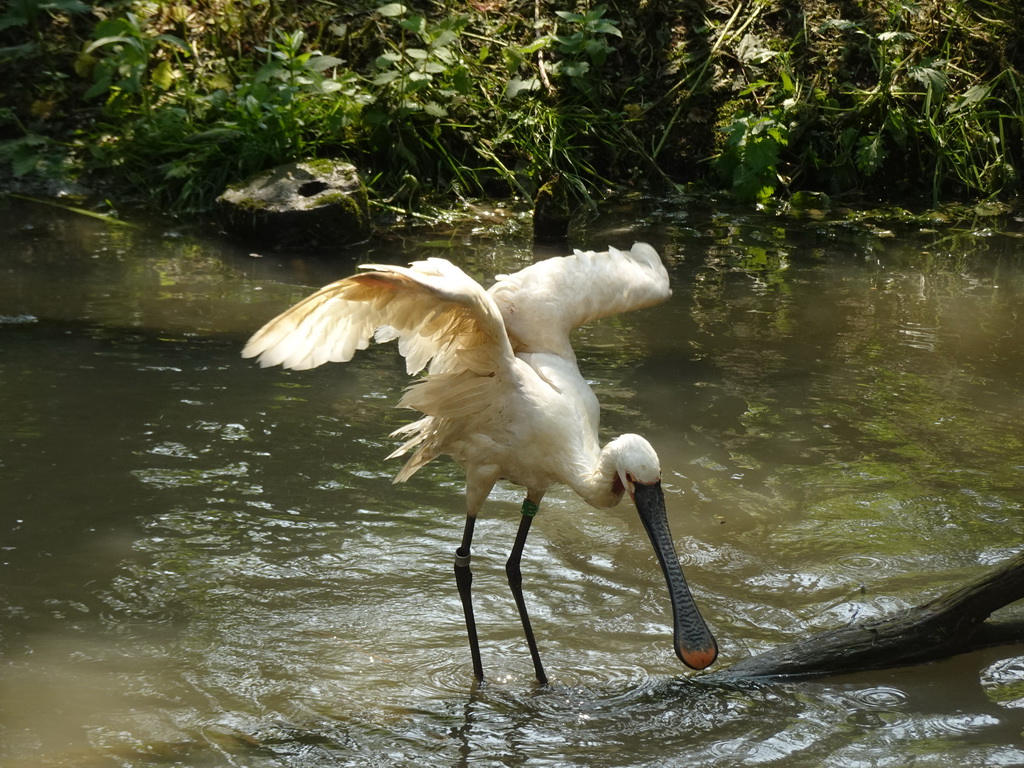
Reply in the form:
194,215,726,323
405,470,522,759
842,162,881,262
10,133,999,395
711,548,1024,681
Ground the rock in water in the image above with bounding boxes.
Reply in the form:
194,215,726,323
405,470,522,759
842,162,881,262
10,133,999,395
216,160,370,250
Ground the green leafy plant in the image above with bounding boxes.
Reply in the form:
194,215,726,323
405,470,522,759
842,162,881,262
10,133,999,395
355,3,482,197
225,29,363,157
810,4,1021,201
82,12,190,112
716,112,790,201
370,4,470,118
0,0,89,36
551,5,621,87
0,132,56,177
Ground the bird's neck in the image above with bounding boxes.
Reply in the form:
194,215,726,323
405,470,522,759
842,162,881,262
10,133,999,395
567,440,626,509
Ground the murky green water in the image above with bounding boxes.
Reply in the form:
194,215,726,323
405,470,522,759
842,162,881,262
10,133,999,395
2,197,1024,767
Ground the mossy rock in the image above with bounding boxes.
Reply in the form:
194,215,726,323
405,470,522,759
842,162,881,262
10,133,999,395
216,160,370,251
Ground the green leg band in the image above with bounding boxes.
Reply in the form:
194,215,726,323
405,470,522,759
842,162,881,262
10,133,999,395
521,499,540,517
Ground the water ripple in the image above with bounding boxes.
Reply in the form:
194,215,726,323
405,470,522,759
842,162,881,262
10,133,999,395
838,685,912,730
981,656,1024,709
0,313,38,324
834,554,887,572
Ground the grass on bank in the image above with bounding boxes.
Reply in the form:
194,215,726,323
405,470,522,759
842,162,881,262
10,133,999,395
0,0,1020,216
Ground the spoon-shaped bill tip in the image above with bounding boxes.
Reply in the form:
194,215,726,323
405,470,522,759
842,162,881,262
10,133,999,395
677,640,718,671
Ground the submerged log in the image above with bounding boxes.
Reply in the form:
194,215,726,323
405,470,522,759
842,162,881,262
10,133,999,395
714,549,1024,680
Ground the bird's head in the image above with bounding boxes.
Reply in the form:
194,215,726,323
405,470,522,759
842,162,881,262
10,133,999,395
609,433,662,497
610,434,719,671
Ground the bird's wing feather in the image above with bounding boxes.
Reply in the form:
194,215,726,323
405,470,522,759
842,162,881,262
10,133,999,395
242,257,515,377
488,242,670,357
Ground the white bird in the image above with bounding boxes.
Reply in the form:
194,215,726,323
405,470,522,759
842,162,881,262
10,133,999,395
243,242,718,683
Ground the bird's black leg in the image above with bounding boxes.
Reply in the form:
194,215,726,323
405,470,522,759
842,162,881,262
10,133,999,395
506,499,548,685
454,512,484,682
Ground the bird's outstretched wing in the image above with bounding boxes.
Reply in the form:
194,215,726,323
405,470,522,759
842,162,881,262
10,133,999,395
243,259,521,481
488,242,671,358
242,257,514,377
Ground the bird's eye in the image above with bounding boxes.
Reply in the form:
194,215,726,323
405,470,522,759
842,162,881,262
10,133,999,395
625,472,635,484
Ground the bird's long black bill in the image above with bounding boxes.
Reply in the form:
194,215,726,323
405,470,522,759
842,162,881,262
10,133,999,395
633,481,718,670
